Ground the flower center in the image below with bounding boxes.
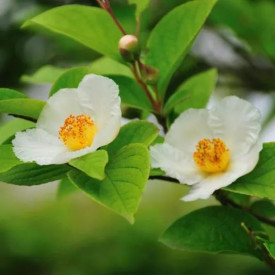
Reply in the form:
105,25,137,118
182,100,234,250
59,114,97,151
193,138,230,173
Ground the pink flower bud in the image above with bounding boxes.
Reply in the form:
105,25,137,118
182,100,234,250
118,35,140,62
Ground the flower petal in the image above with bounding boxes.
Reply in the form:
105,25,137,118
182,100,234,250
37,88,83,135
12,128,101,165
12,128,67,165
77,74,121,146
208,96,261,156
166,109,213,154
150,143,203,184
181,140,262,201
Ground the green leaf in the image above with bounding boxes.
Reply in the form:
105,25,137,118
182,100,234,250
210,0,275,59
69,150,108,180
50,66,89,96
225,143,275,200
68,143,150,223
0,118,35,144
161,206,264,258
128,0,150,17
164,69,217,114
0,98,45,119
22,5,122,60
57,177,78,199
106,120,159,157
0,145,23,173
0,163,70,186
145,0,217,95
21,65,67,84
0,88,27,100
89,57,132,78
108,75,153,111
22,58,132,86
263,241,275,260
250,200,275,220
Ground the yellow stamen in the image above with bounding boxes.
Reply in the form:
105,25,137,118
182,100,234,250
193,138,230,173
59,114,97,151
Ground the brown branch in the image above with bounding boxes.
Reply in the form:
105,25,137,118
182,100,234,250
150,175,180,183
151,177,275,227
97,0,127,35
9,114,37,123
215,190,275,227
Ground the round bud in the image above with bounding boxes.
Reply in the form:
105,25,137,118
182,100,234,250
118,34,140,62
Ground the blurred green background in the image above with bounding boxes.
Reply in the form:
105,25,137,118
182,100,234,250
0,0,274,274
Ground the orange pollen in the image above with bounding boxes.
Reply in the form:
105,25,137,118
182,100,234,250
193,138,230,173
59,114,97,151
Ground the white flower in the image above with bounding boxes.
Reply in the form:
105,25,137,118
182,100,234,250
12,74,121,165
151,96,262,201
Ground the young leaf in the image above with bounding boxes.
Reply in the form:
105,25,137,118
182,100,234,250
50,66,89,96
21,65,67,84
0,163,70,186
0,118,35,144
68,143,150,223
0,98,45,119
57,177,78,199
145,0,217,95
225,143,275,200
0,145,23,173
69,150,108,180
108,75,153,112
128,0,150,17
161,206,264,258
89,57,132,78
0,88,28,100
22,5,122,60
106,120,159,157
164,69,217,114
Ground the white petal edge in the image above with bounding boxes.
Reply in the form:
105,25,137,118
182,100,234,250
77,74,121,147
181,140,262,201
12,128,103,165
166,109,213,154
12,128,67,165
208,96,261,157
150,143,204,185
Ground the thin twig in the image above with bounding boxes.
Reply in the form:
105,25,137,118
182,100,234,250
135,15,141,38
131,62,160,113
96,0,104,8
97,0,127,35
